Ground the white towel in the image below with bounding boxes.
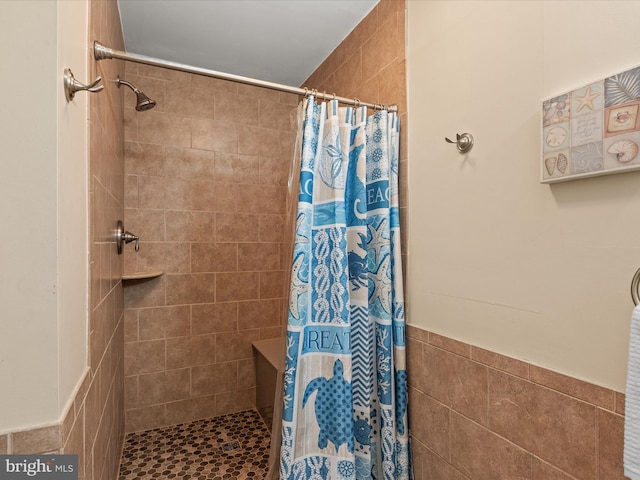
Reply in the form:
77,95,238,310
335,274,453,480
625,304,640,479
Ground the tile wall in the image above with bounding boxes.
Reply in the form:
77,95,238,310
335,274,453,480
61,0,127,478
407,325,626,480
121,63,298,432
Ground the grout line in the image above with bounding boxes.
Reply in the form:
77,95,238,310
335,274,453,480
595,408,600,480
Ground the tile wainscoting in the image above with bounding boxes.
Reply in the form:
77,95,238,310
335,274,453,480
407,325,626,480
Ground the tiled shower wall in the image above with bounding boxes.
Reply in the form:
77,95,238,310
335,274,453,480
121,64,298,432
66,0,127,478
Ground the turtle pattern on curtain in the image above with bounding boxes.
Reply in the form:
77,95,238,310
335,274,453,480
279,98,410,480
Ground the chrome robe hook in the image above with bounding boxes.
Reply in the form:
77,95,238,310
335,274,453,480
445,133,474,154
63,68,104,102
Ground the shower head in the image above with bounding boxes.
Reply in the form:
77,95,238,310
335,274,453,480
116,77,156,111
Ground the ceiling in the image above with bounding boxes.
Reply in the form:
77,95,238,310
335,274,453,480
118,0,379,87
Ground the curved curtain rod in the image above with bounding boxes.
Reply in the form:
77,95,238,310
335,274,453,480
93,41,398,113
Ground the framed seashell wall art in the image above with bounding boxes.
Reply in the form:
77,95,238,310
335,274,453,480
542,65,640,183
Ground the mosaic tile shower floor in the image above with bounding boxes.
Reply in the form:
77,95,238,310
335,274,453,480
118,410,271,479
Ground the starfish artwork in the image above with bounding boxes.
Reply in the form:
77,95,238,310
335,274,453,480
541,66,640,183
369,254,392,313
367,218,389,264
575,86,600,113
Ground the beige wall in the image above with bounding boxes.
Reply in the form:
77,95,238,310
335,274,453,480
407,0,640,391
0,0,89,431
0,0,59,429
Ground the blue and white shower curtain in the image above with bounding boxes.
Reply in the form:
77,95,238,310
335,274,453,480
280,97,410,480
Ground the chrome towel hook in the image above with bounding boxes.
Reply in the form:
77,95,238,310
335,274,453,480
445,132,474,154
63,68,103,102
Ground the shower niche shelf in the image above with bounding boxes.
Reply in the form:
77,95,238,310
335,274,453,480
122,270,164,281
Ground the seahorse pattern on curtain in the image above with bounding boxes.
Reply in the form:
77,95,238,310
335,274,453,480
280,98,410,480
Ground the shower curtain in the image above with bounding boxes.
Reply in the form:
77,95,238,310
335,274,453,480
278,97,410,480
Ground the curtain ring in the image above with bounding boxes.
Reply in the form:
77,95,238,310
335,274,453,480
322,91,327,101
354,98,361,108
332,92,337,101
303,87,309,97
